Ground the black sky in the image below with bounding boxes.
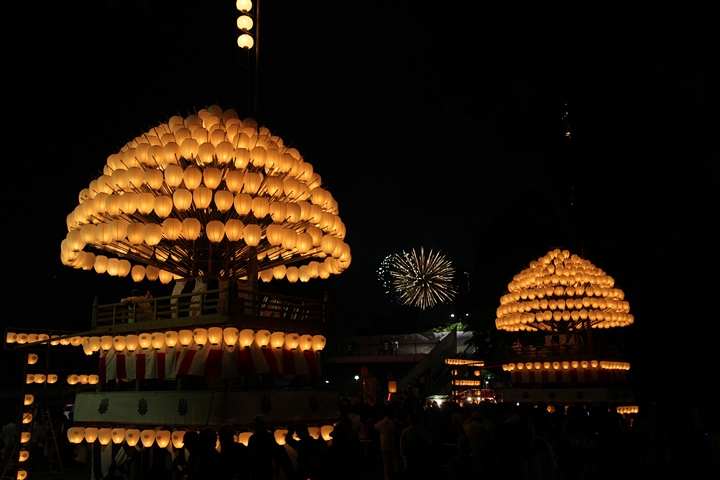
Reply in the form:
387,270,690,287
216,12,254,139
5,1,719,400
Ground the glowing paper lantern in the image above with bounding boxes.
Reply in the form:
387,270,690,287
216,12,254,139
111,428,126,444
125,429,141,447
141,430,156,448
223,327,239,346
172,430,185,449
98,428,112,445
156,430,171,448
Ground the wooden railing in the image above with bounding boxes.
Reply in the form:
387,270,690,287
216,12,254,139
92,288,327,328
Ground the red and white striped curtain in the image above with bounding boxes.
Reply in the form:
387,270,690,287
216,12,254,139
511,369,627,383
98,343,321,381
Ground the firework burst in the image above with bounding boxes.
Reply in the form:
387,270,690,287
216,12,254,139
386,247,456,310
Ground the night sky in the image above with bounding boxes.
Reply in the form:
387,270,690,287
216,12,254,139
5,2,718,402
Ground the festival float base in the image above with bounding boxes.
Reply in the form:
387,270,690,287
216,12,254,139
78,285,340,427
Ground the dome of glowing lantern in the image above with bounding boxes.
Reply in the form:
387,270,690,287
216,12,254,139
494,249,633,333
59,106,350,283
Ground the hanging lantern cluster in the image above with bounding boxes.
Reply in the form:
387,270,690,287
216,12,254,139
617,406,639,414
445,359,485,367
7,333,87,347
66,374,100,385
501,360,630,371
495,249,633,332
65,423,335,448
25,374,59,384
71,328,325,356
59,105,350,282
16,388,35,477
236,0,255,49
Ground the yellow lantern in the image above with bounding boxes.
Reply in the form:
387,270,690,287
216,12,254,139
208,327,223,345
27,354,38,365
22,413,33,424
225,219,244,241
67,375,79,385
214,191,234,212
236,0,253,13
18,449,29,462
125,334,139,352
311,335,326,351
206,221,225,243
25,374,35,384
299,335,313,351
165,331,179,347
284,333,299,350
113,336,126,351
156,430,171,448
125,429,141,447
24,394,34,406
88,375,99,385
68,427,85,444
151,332,166,350
20,432,31,444
223,327,239,346
153,195,173,218
100,336,114,351
141,430,156,448
163,218,182,240
238,432,252,446
255,330,271,348
17,469,28,480
388,381,397,393
98,428,112,445
286,266,300,283
239,329,254,348
172,430,185,449
138,333,152,349
193,328,208,346
111,428,126,444
181,218,202,240
320,425,334,442
274,429,288,445
85,427,99,443
243,224,261,246
179,330,194,346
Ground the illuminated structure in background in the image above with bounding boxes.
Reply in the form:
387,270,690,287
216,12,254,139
494,249,633,332
380,248,456,310
447,249,637,409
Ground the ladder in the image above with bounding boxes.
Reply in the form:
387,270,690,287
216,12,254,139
41,408,65,476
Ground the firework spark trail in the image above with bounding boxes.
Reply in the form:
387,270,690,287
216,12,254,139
389,247,456,309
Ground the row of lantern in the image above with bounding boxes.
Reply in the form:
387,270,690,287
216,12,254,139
445,358,485,367
452,380,482,386
617,406,639,414
501,360,631,371
96,125,324,189
506,250,612,292
16,394,38,479
496,318,633,331
7,332,84,346
500,285,625,305
24,374,59,384
78,328,326,355
66,424,335,448
69,185,342,234
507,272,616,293
7,329,326,353
496,309,634,325
499,296,630,314
237,0,254,49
